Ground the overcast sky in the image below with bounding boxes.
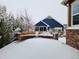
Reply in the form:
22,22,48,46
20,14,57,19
0,0,67,24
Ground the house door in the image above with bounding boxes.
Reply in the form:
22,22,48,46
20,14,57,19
40,27,47,31
40,27,44,31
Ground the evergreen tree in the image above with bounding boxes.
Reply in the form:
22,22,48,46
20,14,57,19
0,5,13,48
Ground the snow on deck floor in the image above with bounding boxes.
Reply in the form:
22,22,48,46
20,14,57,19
0,37,79,59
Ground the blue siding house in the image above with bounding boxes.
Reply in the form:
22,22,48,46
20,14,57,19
35,16,64,31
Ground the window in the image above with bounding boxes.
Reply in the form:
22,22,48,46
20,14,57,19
44,27,46,31
40,27,43,31
35,26,47,31
73,3,79,14
73,14,79,25
35,27,39,31
72,0,79,25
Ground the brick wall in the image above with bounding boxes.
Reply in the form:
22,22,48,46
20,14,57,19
66,29,79,50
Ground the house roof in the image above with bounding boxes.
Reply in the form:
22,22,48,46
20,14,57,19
35,16,64,28
43,16,63,28
35,21,47,26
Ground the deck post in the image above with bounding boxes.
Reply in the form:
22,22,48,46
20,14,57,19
68,3,72,26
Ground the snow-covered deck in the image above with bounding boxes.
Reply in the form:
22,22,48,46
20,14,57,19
0,37,79,59
18,31,58,40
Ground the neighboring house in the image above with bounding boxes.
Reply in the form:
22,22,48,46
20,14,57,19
35,21,48,31
62,0,79,50
35,16,64,32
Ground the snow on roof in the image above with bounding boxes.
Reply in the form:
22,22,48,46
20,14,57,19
46,16,53,19
0,38,79,59
41,21,49,27
35,21,47,26
35,16,63,28
42,16,63,28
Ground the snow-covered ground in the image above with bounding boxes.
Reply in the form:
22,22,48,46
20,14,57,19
0,37,79,59
39,31,53,36
58,37,66,44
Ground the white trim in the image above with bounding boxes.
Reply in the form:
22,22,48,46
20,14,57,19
41,21,50,27
71,4,73,26
73,13,79,16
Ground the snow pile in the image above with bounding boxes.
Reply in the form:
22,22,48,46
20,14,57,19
67,25,79,29
39,32,53,36
0,38,79,59
58,37,66,44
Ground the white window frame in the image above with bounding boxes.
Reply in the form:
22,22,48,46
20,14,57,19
71,0,79,26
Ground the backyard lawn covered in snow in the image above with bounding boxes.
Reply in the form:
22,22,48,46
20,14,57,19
0,37,79,59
